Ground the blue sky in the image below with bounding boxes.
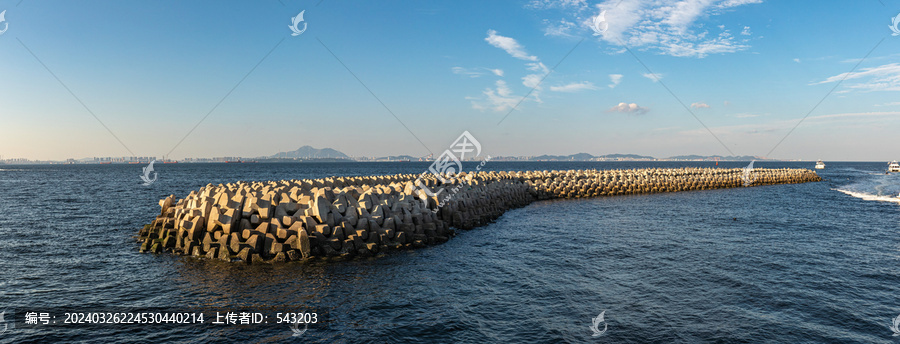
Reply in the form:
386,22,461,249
1,0,899,160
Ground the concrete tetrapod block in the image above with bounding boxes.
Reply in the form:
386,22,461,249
296,230,311,258
141,167,822,262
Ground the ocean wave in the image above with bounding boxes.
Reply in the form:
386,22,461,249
834,188,900,204
832,167,880,174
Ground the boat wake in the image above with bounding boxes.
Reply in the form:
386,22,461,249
834,173,900,203
834,188,900,204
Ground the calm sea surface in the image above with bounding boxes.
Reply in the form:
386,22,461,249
2,161,900,343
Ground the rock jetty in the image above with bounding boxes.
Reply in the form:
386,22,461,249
138,167,821,263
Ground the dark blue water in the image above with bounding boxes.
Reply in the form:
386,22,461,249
1,161,899,343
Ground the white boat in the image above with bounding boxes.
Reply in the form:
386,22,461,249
889,161,900,173
815,160,825,169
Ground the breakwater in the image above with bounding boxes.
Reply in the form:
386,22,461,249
138,167,821,263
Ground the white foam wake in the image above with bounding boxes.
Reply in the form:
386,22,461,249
834,188,900,204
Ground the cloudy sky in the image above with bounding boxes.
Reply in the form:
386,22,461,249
1,0,899,160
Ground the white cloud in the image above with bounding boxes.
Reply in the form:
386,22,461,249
550,81,598,92
522,63,550,101
452,67,483,78
589,1,642,44
717,0,762,9
485,30,538,61
544,19,578,37
734,113,758,118
793,58,801,63
527,0,588,10
807,111,900,121
472,80,522,112
642,72,663,82
662,0,717,33
842,53,900,64
607,102,648,114
475,30,551,108
691,102,710,109
527,62,550,74
608,74,623,88
875,102,900,107
533,0,762,58
723,100,731,106
453,67,506,78
658,31,750,58
522,74,545,92
812,63,900,92
679,111,900,136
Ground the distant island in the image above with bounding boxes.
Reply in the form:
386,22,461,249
0,147,783,164
270,146,349,159
530,153,655,161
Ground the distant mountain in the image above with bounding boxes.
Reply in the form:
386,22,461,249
569,153,595,160
667,155,765,161
531,153,589,161
270,146,349,159
530,153,655,161
531,153,592,161
262,148,769,161
598,153,656,160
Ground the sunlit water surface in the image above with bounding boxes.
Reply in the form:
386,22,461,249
1,161,899,343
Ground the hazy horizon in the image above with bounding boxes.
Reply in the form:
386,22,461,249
2,0,899,161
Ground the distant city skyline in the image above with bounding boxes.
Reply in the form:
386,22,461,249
2,0,899,161
0,149,853,164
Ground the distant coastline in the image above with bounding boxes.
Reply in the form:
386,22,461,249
0,145,818,165
1,155,809,165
